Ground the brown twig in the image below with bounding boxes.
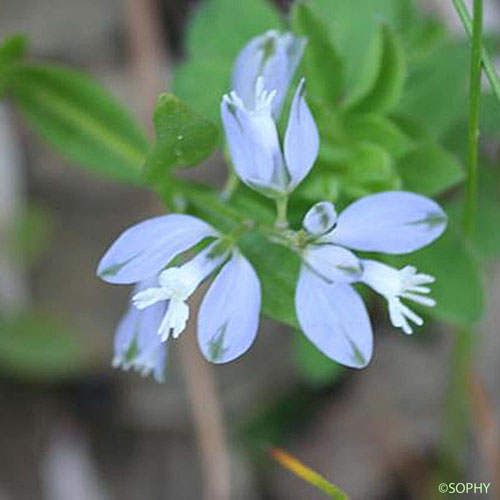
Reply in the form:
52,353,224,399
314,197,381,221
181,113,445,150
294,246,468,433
123,0,168,134
122,1,231,499
179,295,231,500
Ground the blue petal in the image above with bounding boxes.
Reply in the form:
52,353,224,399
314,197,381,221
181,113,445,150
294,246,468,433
97,214,217,284
113,307,138,366
197,252,261,364
284,79,320,189
221,92,284,191
303,201,338,236
113,281,168,382
303,244,362,283
134,303,168,382
232,31,306,119
295,266,373,368
325,191,447,254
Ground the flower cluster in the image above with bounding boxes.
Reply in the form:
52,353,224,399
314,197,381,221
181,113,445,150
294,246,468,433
98,215,261,379
295,193,445,367
97,30,447,380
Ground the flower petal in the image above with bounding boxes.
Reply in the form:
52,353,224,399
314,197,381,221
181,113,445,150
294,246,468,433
284,79,320,189
232,30,306,119
133,302,168,382
295,266,373,368
326,191,447,254
113,307,139,368
221,91,285,191
197,252,261,364
113,279,168,382
221,95,259,183
360,259,402,297
303,244,362,283
97,214,216,284
303,201,338,236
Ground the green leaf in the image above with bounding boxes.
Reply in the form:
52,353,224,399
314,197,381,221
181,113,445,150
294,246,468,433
291,2,344,104
403,17,448,62
7,64,148,183
293,331,343,386
144,93,219,182
299,142,401,202
385,225,484,326
397,142,464,196
396,41,468,137
173,0,283,124
344,25,406,114
343,143,401,198
298,171,341,203
308,0,401,87
0,35,27,67
479,92,500,140
178,182,246,233
239,232,300,328
391,114,430,141
343,113,412,158
0,312,83,380
347,143,395,182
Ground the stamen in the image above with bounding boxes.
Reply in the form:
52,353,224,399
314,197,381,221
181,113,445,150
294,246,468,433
361,260,436,335
405,285,431,294
401,292,436,307
132,287,168,309
399,302,424,326
157,300,189,341
253,76,278,112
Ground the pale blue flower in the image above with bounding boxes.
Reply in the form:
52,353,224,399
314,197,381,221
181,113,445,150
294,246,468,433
113,278,168,382
296,192,447,368
98,214,261,364
221,78,319,197
232,30,306,119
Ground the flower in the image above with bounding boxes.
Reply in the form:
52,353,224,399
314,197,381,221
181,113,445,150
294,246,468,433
221,77,319,198
131,242,227,342
97,214,261,364
360,260,435,335
113,278,168,382
295,191,447,368
232,30,306,119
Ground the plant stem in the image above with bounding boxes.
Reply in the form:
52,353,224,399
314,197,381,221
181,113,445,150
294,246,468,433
275,196,289,230
452,0,500,104
441,326,473,477
270,448,349,500
220,167,239,201
440,0,483,482
124,2,231,499
179,311,230,500
449,5,500,490
463,0,483,237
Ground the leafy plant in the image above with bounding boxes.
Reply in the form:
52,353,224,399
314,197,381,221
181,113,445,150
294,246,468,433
0,0,497,385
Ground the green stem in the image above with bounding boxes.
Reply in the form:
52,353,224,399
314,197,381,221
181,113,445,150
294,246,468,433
439,0,483,484
463,0,483,238
440,327,473,478
275,196,289,230
452,0,500,104
220,168,240,201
